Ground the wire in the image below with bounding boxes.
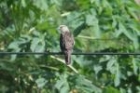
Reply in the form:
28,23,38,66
0,52,140,55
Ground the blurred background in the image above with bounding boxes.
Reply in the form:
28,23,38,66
0,0,140,93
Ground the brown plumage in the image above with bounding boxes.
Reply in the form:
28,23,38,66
58,25,74,65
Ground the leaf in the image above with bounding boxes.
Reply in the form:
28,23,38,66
10,48,21,61
103,86,120,93
94,65,102,75
21,0,26,7
118,23,133,40
114,63,121,87
30,37,45,58
86,14,98,26
8,41,19,50
106,57,116,73
30,38,45,52
73,22,86,37
102,1,113,15
55,74,69,93
8,40,21,61
117,23,139,49
132,58,138,75
74,75,101,93
35,78,47,88
30,38,40,52
33,0,48,11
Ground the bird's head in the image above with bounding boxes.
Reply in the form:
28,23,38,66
57,25,69,34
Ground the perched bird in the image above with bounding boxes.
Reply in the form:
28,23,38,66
57,25,74,65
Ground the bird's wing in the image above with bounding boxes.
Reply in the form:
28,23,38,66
64,32,74,50
60,34,65,51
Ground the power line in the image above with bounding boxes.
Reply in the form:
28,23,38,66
0,52,140,55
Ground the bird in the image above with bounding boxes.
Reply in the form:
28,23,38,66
57,25,74,65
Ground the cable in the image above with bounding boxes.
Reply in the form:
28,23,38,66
0,52,140,55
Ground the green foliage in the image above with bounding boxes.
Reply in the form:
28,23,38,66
0,0,140,93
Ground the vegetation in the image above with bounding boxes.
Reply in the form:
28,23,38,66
0,0,140,93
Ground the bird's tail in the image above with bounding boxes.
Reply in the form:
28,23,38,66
65,51,71,65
